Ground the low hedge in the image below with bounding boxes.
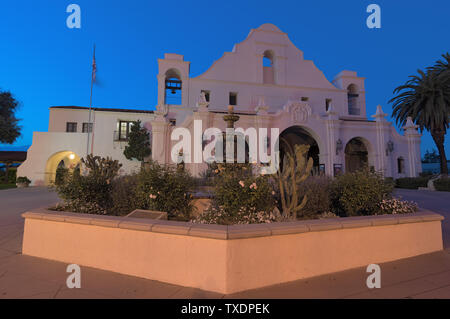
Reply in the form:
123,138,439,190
395,177,430,189
434,178,450,192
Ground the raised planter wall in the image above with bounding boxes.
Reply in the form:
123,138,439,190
22,209,444,294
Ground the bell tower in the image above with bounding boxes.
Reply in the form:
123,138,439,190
157,53,190,107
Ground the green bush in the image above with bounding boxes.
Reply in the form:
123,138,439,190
54,155,122,215
55,166,68,186
330,170,393,217
434,178,450,192
395,177,430,189
419,171,434,178
134,161,195,220
195,163,277,225
296,175,332,219
5,168,17,183
16,176,31,185
110,174,139,216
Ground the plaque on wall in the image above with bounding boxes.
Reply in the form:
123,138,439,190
333,164,343,177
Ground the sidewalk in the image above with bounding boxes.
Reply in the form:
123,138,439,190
1,187,449,299
1,248,450,298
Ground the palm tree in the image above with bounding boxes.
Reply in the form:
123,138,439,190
390,59,450,176
428,53,450,78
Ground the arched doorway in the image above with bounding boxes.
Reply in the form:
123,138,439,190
345,138,368,172
278,126,320,173
45,151,81,185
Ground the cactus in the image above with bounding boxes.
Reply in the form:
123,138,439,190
81,154,122,182
275,144,313,220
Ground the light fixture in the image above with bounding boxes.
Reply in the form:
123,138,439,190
336,139,343,155
69,153,75,160
386,140,394,156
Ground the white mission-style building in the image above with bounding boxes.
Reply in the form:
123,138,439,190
18,23,422,186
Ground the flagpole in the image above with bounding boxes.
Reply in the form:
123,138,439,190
87,44,95,157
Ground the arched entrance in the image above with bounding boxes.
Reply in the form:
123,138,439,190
345,138,368,172
45,151,81,185
279,126,320,173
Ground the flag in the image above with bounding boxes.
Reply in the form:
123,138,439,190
92,45,97,83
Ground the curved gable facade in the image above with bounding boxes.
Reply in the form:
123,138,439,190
197,23,335,90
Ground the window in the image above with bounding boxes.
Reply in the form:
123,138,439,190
326,99,332,111
262,50,274,84
201,90,210,102
229,92,237,106
117,121,134,141
347,84,360,115
301,97,309,102
82,123,93,133
397,157,405,174
66,122,77,133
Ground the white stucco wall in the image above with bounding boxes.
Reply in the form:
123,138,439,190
19,23,421,184
19,108,155,185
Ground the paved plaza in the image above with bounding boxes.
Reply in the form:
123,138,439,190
0,187,449,299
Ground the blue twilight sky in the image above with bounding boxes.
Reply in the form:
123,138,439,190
0,0,449,156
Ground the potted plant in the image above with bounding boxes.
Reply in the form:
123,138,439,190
16,176,31,188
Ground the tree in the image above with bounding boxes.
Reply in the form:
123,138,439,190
0,90,21,144
428,53,450,80
0,90,21,183
389,57,450,176
422,149,440,163
123,120,151,166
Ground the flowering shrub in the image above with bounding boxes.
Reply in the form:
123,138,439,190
194,205,280,224
378,198,418,215
318,211,338,219
330,170,394,216
53,155,122,215
296,176,332,219
109,174,139,216
53,200,105,215
193,163,277,224
134,161,195,220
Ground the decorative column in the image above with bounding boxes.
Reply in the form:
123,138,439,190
325,103,340,176
181,77,189,107
254,97,272,164
372,105,390,175
223,106,240,163
191,92,210,176
157,74,165,106
151,105,169,164
403,117,422,177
